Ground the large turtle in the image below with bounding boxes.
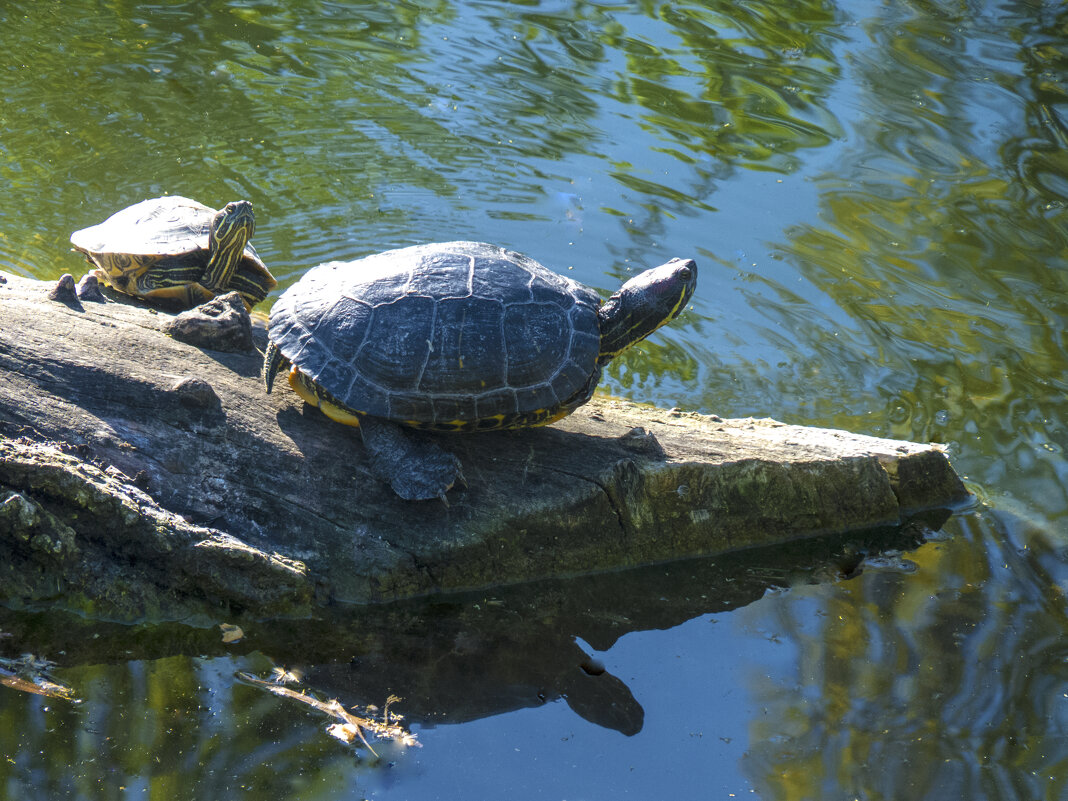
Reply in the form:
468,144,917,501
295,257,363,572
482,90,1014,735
263,241,697,500
70,195,276,310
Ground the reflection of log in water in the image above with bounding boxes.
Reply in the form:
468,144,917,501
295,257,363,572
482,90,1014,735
0,520,942,736
0,272,969,621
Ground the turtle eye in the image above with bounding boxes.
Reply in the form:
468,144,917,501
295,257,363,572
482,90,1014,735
678,266,692,281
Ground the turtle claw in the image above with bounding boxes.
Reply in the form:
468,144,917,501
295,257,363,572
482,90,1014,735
48,274,79,304
357,415,463,502
76,273,107,302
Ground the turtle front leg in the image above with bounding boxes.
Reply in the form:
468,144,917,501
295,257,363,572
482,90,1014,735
138,281,214,309
356,416,463,502
134,268,215,309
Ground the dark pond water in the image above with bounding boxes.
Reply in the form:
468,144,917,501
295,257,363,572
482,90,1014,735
2,0,1068,798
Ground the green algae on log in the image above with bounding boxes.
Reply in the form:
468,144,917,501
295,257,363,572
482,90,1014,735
0,272,970,621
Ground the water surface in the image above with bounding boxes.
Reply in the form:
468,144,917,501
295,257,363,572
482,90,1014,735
2,1,1067,798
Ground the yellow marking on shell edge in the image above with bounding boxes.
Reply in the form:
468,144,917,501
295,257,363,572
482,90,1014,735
288,369,320,407
542,408,572,426
288,368,363,428
285,369,573,433
320,399,363,428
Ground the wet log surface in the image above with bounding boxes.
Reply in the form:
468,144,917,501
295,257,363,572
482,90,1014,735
0,271,971,621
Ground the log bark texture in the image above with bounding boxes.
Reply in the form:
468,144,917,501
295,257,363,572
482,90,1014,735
0,271,970,621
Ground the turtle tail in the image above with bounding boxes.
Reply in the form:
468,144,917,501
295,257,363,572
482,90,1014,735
262,340,288,394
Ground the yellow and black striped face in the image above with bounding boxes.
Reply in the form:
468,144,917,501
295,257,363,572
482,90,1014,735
202,200,256,295
211,201,255,251
597,257,697,364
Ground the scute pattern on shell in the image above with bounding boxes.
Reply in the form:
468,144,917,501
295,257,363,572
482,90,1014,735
268,241,603,426
70,196,255,259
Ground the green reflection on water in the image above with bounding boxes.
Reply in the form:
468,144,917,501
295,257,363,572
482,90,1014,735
2,0,1068,799
769,1,1068,520
0,0,842,286
743,511,1068,801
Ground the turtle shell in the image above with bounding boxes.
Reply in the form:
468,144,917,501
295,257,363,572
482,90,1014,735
71,196,261,262
70,195,273,306
268,241,604,430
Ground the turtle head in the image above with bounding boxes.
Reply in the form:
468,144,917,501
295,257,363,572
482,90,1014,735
202,200,256,294
597,257,697,365
209,200,255,253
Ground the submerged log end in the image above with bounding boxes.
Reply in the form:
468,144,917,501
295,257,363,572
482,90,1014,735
409,408,970,598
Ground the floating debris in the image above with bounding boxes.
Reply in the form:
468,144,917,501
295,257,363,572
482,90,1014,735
237,671,419,755
0,654,76,701
270,666,304,685
219,623,244,644
861,553,919,574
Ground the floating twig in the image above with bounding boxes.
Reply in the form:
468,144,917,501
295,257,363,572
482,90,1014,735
0,655,76,701
236,670,419,755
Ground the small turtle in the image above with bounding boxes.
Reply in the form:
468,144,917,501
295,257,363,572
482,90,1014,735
264,241,697,501
70,196,276,309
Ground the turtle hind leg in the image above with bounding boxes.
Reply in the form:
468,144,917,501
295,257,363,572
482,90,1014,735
356,416,463,502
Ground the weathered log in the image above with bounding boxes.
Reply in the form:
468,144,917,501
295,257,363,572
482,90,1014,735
0,271,970,621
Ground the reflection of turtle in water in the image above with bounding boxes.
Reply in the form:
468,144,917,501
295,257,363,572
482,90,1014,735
70,196,276,310
264,241,697,501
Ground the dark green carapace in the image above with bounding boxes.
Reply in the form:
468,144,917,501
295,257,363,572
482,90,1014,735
265,241,696,500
